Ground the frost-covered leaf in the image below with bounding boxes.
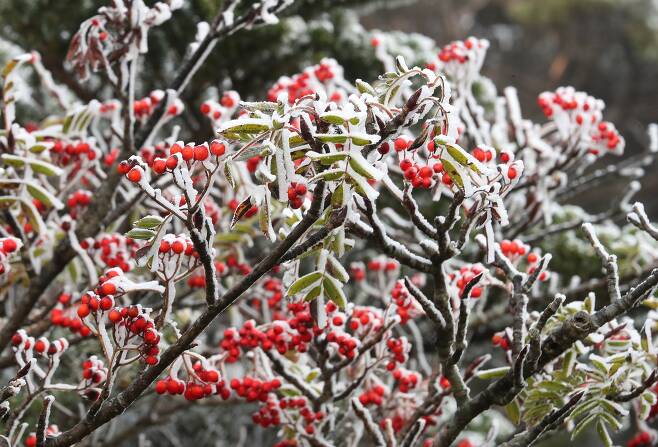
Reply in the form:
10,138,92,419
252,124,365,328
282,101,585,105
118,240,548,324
287,271,323,296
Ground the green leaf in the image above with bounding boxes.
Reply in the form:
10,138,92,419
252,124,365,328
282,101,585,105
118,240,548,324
505,399,521,425
287,271,323,296
314,133,348,144
306,151,349,165
355,79,376,95
133,215,164,229
323,275,347,309
347,151,383,180
331,183,345,208
125,228,157,240
311,168,345,182
1,154,63,177
26,183,63,209
305,369,320,382
475,367,510,380
219,118,270,134
319,112,346,126
440,158,464,189
303,286,322,302
444,143,482,174
596,420,613,447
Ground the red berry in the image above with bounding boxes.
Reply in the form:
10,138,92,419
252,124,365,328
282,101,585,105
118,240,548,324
108,309,122,323
507,166,517,179
171,240,185,254
100,282,117,296
194,145,209,161
117,160,131,174
2,239,17,253
210,140,226,156
152,158,167,175
127,167,142,183
77,304,91,318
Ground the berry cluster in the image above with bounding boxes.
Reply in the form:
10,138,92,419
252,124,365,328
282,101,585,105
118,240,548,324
80,233,139,272
399,157,450,189
386,337,410,371
158,234,198,258
199,91,240,124
105,305,161,365
492,330,511,351
230,376,282,402
81,356,107,386
448,264,485,299
366,258,399,273
358,385,387,406
50,300,93,338
252,396,282,428
50,139,98,166
537,87,624,156
156,362,224,401
326,329,359,360
187,261,226,289
437,37,487,64
500,240,550,282
276,397,325,435
627,432,652,447
267,58,344,104
76,269,126,319
287,182,308,209
391,281,418,324
66,190,92,218
133,89,184,121
392,368,420,393
23,426,60,447
117,158,145,183
348,306,384,333
12,330,69,357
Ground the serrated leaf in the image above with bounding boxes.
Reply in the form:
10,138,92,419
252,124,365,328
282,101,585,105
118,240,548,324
288,271,323,296
350,133,380,147
259,193,275,242
572,413,598,440
240,101,277,113
223,161,237,189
